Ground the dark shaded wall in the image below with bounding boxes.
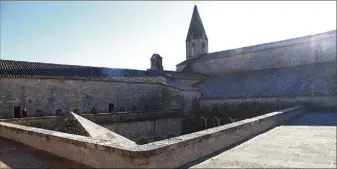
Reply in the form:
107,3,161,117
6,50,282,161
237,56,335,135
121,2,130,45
182,96,336,134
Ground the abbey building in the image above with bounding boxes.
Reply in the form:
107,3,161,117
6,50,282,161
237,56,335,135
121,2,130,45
0,5,336,120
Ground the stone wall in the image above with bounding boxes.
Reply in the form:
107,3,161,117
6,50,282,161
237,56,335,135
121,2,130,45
0,78,183,118
0,106,306,168
182,90,200,113
145,106,306,168
1,111,183,144
182,96,336,134
0,116,63,130
200,96,337,111
103,118,182,144
83,111,183,143
190,35,336,75
162,87,183,110
186,38,208,59
174,79,200,87
54,113,90,137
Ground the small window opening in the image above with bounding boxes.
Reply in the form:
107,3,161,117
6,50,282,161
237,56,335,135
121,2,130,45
109,103,115,113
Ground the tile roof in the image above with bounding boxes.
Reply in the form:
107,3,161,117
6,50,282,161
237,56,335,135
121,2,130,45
0,59,167,83
162,70,207,80
163,81,199,91
177,30,336,66
162,78,202,90
199,62,336,99
0,59,201,91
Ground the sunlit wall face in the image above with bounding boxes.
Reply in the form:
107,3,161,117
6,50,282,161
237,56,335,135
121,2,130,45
0,1,336,71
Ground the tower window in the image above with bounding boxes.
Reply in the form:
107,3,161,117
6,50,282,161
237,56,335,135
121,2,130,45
191,42,195,56
315,46,322,62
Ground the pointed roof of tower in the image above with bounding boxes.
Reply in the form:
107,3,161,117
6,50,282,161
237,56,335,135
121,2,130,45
186,5,208,41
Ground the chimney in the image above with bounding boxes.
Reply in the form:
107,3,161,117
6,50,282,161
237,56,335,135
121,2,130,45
150,54,163,71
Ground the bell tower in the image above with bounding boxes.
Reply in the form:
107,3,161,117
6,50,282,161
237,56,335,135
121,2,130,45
186,5,208,60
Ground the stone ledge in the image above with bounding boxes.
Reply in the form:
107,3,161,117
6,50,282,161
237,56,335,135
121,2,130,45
0,106,304,155
0,106,306,168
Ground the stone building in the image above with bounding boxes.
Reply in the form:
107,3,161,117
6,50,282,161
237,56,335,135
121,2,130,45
0,5,336,124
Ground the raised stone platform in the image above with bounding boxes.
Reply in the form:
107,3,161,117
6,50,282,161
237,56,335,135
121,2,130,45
189,112,336,168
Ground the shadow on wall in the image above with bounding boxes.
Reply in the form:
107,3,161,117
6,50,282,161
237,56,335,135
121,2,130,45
8,94,169,118
9,104,171,119
284,112,336,126
182,101,299,134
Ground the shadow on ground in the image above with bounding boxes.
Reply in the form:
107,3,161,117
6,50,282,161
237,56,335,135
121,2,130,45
0,137,90,169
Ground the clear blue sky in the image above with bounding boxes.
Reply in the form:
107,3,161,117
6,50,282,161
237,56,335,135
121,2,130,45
1,1,336,71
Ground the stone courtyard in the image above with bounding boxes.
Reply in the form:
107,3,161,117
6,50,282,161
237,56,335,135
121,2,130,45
189,112,336,168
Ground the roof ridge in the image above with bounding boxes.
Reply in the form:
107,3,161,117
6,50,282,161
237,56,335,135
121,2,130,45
177,29,336,66
209,29,336,56
212,61,335,78
0,59,150,72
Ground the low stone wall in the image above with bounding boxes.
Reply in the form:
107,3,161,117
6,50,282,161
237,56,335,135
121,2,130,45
0,110,181,128
142,106,306,168
0,116,63,130
0,122,139,168
0,111,183,143
82,110,181,124
103,118,182,143
0,106,305,168
200,96,336,110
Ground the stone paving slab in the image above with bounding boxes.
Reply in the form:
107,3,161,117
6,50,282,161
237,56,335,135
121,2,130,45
190,112,336,168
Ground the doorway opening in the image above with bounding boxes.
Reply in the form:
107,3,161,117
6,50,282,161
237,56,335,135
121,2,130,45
14,106,21,118
109,103,115,113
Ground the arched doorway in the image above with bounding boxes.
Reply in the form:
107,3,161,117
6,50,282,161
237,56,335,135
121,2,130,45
212,116,221,127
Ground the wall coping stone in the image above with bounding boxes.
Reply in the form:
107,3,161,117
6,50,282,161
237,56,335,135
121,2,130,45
199,96,336,100
0,110,183,124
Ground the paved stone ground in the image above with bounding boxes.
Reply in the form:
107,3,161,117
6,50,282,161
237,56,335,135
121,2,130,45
0,138,89,169
190,112,336,168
